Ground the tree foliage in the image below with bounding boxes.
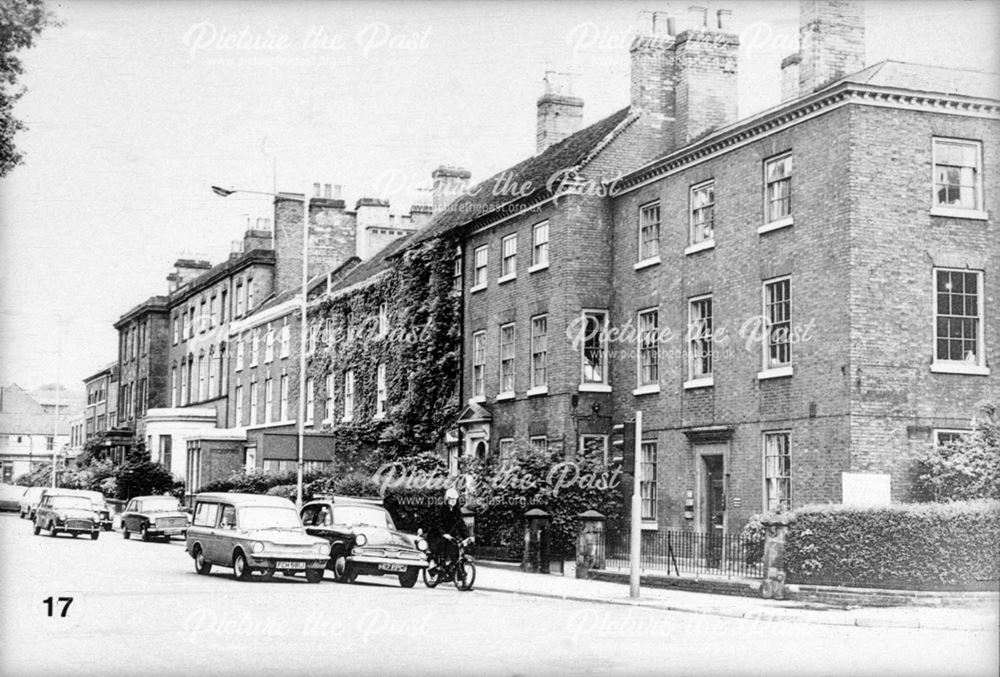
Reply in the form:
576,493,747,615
1,0,59,176
913,401,1000,502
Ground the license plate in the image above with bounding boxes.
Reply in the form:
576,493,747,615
276,561,306,570
378,563,407,573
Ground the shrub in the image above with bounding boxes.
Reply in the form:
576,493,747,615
912,401,1000,502
114,459,174,500
783,500,1000,589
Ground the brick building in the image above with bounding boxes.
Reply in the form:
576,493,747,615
113,295,170,440
82,362,118,443
0,384,78,482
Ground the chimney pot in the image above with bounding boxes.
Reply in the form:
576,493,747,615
536,71,585,154
689,5,708,27
717,9,732,30
313,183,321,198
323,184,332,198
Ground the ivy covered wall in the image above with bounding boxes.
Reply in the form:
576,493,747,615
307,235,462,469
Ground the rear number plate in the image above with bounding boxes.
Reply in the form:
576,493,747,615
379,563,407,572
276,561,306,570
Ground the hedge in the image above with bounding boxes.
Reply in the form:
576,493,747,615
783,500,1000,589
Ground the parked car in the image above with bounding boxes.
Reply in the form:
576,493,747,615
18,487,46,519
62,489,113,531
0,483,25,512
121,495,190,541
300,496,429,588
33,493,100,539
185,493,330,583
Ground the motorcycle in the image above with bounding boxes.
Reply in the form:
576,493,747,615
423,536,476,591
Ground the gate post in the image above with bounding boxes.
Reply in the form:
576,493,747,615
575,510,606,579
522,508,551,573
760,513,790,600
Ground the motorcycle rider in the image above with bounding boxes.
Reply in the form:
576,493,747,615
429,487,469,576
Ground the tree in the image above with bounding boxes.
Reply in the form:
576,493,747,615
113,458,174,501
914,401,1000,502
1,0,59,176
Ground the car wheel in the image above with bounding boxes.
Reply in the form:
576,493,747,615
91,531,99,541
453,560,476,591
122,525,130,539
71,533,78,538
398,568,419,588
33,522,40,536
233,551,252,581
194,546,212,575
305,568,323,584
48,522,58,537
260,567,275,580
140,524,150,542
331,554,352,583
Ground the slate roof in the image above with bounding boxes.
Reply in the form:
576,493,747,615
834,60,1000,101
414,106,633,244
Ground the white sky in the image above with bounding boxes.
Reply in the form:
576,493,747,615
1,0,997,390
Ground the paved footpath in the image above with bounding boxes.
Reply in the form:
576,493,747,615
474,563,999,632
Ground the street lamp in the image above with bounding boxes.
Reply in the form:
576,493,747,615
212,184,310,508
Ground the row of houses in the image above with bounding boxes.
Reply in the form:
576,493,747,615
90,0,996,533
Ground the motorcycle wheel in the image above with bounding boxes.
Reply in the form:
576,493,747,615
453,560,476,591
422,560,441,588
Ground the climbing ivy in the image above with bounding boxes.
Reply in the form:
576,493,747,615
307,236,462,468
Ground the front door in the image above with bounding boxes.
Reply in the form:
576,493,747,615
703,454,725,534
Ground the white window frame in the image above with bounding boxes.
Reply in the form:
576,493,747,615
375,363,387,419
324,374,334,423
931,268,989,375
472,245,488,292
580,310,610,391
763,431,792,513
637,201,661,267
529,314,548,395
687,179,716,253
931,137,986,219
249,379,259,426
530,220,549,272
307,323,318,354
498,437,515,461
686,294,714,389
378,303,389,337
498,322,515,399
264,377,274,422
235,384,244,426
759,277,793,380
342,370,355,422
635,308,660,394
279,318,290,358
933,428,970,447
472,330,486,401
640,441,657,522
305,377,315,425
170,367,178,408
499,233,517,282
264,323,275,363
279,374,289,421
761,152,793,233
250,330,259,367
529,436,548,455
235,338,245,371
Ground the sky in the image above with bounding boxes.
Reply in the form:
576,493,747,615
1,0,997,391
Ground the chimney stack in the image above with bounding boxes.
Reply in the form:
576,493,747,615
536,71,584,154
672,7,739,144
780,53,802,101
166,259,211,293
431,166,471,215
798,0,865,94
629,11,676,123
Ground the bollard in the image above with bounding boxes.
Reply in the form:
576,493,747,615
522,508,551,573
575,510,606,579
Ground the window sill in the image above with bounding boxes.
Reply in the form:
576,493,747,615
528,262,549,274
684,240,715,255
526,386,548,397
469,395,487,404
640,522,658,531
632,384,660,396
469,283,487,294
497,274,517,285
757,366,793,380
758,216,794,235
930,362,990,376
495,392,516,402
579,383,612,393
683,376,714,390
341,417,354,424
930,206,988,221
634,257,661,271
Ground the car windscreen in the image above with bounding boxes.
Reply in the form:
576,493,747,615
239,506,302,531
49,496,93,511
143,498,182,512
333,506,393,529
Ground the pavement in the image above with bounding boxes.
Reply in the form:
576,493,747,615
473,561,1000,632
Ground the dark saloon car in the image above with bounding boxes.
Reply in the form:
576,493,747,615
121,495,190,541
33,493,100,539
300,496,429,587
19,487,46,519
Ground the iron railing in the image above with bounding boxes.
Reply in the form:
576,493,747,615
603,529,764,579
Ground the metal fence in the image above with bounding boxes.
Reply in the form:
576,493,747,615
603,529,764,579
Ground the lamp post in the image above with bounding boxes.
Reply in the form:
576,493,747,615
212,184,310,508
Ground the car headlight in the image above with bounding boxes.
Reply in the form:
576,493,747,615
251,541,264,554
316,543,330,556
416,538,428,551
56,512,66,522
354,533,367,547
